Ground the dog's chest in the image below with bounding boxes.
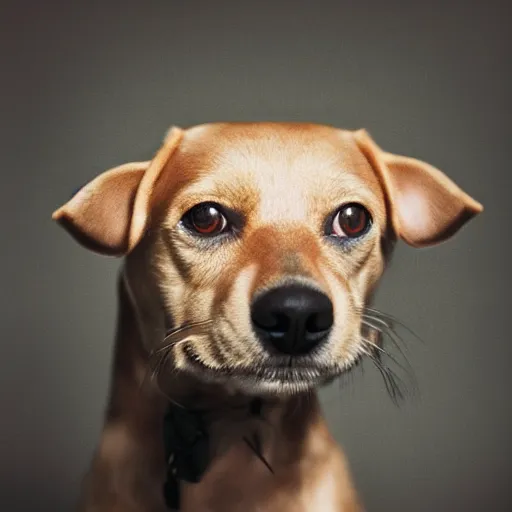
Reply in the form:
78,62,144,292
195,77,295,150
177,439,347,512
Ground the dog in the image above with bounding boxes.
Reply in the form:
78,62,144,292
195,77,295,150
53,122,482,511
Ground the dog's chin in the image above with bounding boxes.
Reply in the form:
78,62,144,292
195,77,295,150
226,373,339,397
185,368,330,397
178,350,345,397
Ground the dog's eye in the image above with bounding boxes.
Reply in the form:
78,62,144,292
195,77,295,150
331,203,371,238
183,203,228,236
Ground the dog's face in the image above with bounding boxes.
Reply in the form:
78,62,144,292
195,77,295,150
53,123,482,396
153,124,391,394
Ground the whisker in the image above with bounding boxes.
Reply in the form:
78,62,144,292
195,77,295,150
361,332,415,377
368,355,407,405
361,317,412,362
361,314,408,346
364,336,418,392
356,317,418,405
363,308,425,344
360,335,385,354
146,336,188,387
140,320,213,403
155,320,213,354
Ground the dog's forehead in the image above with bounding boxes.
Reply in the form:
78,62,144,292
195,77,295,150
172,123,385,221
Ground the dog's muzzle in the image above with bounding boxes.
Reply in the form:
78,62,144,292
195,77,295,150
250,284,334,355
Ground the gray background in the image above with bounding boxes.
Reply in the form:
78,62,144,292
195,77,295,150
1,1,510,510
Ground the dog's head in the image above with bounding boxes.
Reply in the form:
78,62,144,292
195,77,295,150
53,123,482,396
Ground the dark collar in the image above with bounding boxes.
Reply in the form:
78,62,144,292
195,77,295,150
162,402,210,509
162,397,266,510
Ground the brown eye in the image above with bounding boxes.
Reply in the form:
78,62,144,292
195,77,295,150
184,203,228,236
331,203,371,238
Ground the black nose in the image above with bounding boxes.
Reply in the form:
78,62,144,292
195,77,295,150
250,284,334,355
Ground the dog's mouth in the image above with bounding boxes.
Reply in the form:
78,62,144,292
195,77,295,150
179,343,350,394
150,310,419,400
150,320,345,393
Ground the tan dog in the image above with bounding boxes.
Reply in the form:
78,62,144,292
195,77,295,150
53,123,482,512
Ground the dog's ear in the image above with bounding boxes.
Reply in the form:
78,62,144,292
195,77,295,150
353,129,483,247
52,127,183,256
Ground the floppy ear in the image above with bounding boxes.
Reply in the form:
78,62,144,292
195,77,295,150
353,129,483,247
52,126,184,256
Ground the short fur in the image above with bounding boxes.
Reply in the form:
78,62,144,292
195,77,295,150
53,122,482,511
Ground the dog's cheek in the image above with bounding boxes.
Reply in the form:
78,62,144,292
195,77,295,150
318,264,357,354
153,249,188,326
333,252,386,363
183,287,216,324
353,253,385,303
182,242,241,290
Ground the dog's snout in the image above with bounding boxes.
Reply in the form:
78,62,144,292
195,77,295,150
251,284,333,355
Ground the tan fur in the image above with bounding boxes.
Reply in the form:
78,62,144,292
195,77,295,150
53,122,482,511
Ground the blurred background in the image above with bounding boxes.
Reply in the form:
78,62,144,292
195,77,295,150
1,1,510,510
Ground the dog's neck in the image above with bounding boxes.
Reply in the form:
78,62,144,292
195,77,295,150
173,388,330,511
156,362,324,471
152,354,328,510
155,351,333,510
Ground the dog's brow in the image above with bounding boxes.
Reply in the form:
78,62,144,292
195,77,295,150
318,183,383,214
167,170,385,234
173,182,260,215
167,132,387,229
